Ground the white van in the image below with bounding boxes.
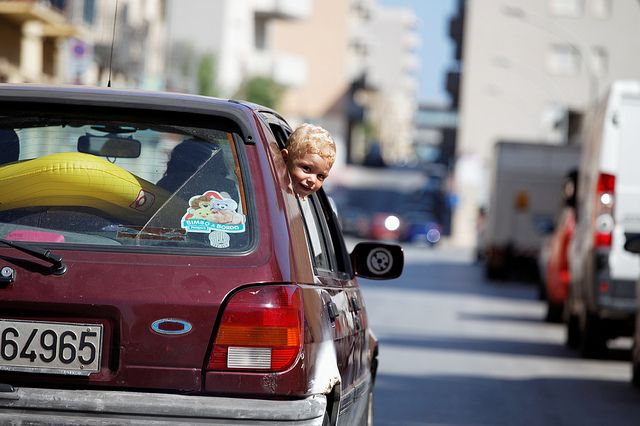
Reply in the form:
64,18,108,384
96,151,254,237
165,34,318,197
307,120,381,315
567,80,640,357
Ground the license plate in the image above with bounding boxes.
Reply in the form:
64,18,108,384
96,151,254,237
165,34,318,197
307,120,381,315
0,319,102,376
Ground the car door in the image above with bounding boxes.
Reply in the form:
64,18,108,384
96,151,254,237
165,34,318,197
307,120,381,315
259,114,367,421
299,191,368,421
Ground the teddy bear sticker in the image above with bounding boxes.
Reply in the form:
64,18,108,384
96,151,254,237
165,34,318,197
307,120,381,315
181,190,246,234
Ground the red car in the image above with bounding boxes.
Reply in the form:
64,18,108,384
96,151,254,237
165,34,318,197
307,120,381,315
543,207,576,322
542,169,578,323
0,84,403,425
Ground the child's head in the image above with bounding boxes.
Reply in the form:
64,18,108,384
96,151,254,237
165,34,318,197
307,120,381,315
281,123,336,200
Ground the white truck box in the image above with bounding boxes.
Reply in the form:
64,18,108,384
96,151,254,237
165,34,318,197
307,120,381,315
484,141,581,280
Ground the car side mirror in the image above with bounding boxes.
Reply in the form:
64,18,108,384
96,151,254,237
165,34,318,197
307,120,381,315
624,233,640,254
350,242,403,280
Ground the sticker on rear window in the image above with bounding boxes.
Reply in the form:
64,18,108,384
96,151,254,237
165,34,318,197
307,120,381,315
181,190,246,235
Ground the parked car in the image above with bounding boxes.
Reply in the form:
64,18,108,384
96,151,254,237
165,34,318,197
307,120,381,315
0,84,404,425
331,186,408,241
538,169,578,322
399,209,442,246
329,185,441,244
328,165,437,243
566,80,640,358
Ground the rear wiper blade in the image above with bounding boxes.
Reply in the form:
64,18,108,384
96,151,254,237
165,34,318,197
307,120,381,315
0,238,67,275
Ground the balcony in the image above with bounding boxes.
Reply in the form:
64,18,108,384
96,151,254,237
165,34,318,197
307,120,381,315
252,0,311,20
0,0,77,36
0,0,86,82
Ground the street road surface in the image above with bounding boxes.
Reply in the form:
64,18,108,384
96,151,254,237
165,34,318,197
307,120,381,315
352,239,640,426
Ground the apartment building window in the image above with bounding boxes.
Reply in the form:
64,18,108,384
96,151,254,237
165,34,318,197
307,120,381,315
547,44,581,75
49,0,66,12
590,46,608,77
549,0,584,17
254,17,267,51
352,1,371,20
590,0,611,18
350,40,368,57
83,0,95,25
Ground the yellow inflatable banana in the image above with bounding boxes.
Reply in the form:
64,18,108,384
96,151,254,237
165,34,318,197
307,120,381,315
0,152,171,223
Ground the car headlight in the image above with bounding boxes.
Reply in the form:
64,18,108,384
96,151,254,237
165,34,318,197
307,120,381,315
384,215,400,231
426,228,441,243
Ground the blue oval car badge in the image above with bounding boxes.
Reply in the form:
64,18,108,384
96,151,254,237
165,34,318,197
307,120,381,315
151,319,193,335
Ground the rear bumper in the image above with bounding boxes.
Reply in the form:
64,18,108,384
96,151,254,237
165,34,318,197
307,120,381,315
0,387,326,425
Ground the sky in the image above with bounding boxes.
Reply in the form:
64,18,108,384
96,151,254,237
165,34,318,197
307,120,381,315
379,0,458,105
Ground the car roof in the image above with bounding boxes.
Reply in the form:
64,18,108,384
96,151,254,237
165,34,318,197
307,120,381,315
0,84,282,142
0,83,246,110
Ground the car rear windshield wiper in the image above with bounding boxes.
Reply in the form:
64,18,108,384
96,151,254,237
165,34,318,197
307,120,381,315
0,238,67,275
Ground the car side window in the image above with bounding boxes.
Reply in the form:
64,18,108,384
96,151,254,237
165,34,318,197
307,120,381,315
314,190,354,278
299,190,354,280
299,196,333,272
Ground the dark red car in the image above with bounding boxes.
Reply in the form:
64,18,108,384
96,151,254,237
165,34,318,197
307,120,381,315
0,84,403,425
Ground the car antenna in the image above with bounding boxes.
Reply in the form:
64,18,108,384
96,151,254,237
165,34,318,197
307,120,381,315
107,0,119,87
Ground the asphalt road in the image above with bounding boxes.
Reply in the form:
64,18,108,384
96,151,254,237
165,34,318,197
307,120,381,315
353,239,640,426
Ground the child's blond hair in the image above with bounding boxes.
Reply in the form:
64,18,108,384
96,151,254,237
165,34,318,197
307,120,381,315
286,124,336,167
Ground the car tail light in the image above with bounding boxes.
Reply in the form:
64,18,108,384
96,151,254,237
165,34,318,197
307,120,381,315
207,285,303,372
599,281,610,294
594,173,615,248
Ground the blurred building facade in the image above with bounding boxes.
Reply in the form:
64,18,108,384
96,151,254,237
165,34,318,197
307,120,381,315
0,0,167,88
453,0,640,247
89,0,167,89
0,0,85,83
166,0,310,96
366,4,419,165
270,0,372,169
0,0,420,170
413,104,458,235
272,0,419,169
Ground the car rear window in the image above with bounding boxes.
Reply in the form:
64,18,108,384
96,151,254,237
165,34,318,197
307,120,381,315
0,112,251,253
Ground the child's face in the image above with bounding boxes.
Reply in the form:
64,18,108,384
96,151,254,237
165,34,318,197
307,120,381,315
282,149,332,200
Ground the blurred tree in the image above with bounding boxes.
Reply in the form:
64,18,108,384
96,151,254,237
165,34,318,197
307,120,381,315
236,76,284,108
197,53,218,97
361,120,377,141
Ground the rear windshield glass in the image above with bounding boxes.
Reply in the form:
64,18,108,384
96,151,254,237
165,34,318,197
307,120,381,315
0,113,250,253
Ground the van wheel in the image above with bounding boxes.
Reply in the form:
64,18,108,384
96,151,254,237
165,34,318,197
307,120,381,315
579,314,607,358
